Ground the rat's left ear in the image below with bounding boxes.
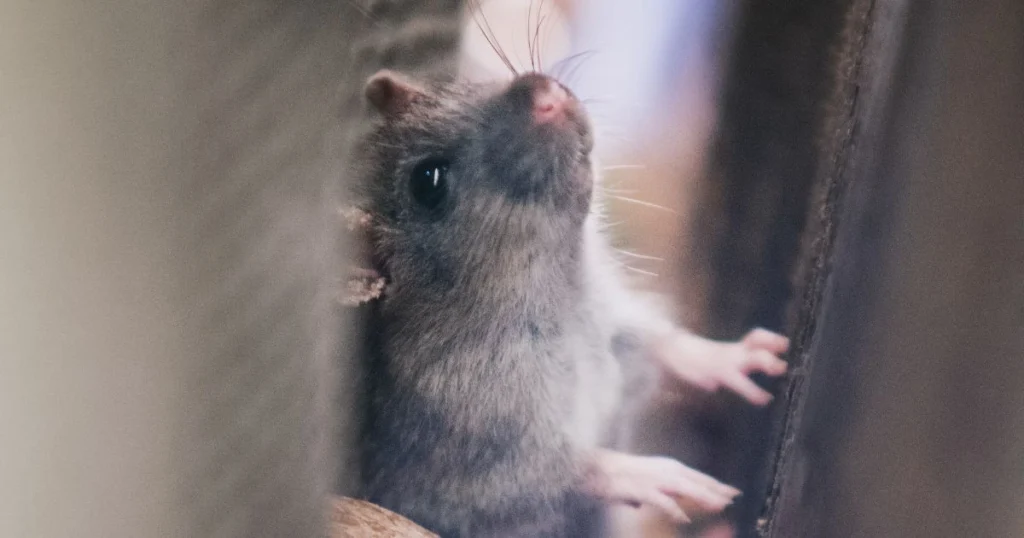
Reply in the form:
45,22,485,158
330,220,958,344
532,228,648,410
364,70,424,116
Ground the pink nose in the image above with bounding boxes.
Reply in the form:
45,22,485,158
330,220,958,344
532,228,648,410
532,78,572,124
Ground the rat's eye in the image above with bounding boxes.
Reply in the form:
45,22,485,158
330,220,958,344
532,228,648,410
409,157,449,209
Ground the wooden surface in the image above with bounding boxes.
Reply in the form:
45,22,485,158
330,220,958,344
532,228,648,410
331,497,437,538
683,0,875,533
757,1,1024,536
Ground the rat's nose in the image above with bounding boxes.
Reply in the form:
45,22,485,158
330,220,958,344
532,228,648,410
532,79,571,124
514,73,576,124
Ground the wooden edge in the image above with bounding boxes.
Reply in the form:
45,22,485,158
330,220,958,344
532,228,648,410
330,496,438,538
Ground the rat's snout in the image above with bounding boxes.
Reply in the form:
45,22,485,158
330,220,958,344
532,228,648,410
509,73,582,126
530,76,571,124
502,73,594,158
486,73,594,208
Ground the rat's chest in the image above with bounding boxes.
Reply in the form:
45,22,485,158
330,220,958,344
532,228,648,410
563,333,625,448
385,310,626,449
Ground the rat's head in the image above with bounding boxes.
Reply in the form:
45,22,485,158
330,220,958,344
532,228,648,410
353,70,595,298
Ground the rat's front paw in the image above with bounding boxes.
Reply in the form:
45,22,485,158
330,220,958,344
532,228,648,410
656,328,789,405
584,449,740,524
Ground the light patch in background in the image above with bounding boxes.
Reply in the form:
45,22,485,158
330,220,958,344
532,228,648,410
566,0,692,159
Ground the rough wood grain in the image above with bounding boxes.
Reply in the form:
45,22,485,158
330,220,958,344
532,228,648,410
330,497,438,538
683,0,874,533
758,0,1024,536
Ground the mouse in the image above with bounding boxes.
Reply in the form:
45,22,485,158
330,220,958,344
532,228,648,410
341,68,789,537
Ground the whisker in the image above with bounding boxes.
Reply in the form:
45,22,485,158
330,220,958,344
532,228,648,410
562,55,592,86
540,0,560,71
551,49,598,83
468,0,518,75
614,249,664,262
551,50,596,76
601,164,648,171
597,187,640,197
624,266,660,277
607,257,661,277
484,1,519,74
532,0,548,71
526,0,536,71
607,195,680,215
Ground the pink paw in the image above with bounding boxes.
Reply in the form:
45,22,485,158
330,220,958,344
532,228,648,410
657,328,789,405
585,450,740,524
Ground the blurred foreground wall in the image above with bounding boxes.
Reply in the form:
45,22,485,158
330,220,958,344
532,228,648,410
1,2,357,536
1,1,463,536
761,1,1024,536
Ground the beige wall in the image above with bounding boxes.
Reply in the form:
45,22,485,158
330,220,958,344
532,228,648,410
0,2,354,536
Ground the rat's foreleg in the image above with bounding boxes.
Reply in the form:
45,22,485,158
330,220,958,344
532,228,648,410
654,328,789,405
582,449,741,523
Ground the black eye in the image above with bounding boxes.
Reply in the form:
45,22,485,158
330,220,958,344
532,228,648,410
409,157,449,209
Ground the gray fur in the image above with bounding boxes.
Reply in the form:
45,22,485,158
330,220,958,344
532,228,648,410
351,72,669,537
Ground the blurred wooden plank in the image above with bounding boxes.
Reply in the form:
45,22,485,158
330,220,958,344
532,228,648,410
761,1,1024,536
690,0,866,337
684,0,880,533
756,0,913,533
0,2,199,536
0,1,464,536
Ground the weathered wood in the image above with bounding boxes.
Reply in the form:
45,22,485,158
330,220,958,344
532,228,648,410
686,0,878,532
331,497,438,538
759,0,1024,536
690,0,864,337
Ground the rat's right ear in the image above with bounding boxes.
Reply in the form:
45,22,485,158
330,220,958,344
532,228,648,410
364,70,424,116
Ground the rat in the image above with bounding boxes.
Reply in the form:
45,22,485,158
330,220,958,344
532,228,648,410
342,68,789,538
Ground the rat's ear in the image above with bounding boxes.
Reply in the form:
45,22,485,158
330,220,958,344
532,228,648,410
364,70,424,116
